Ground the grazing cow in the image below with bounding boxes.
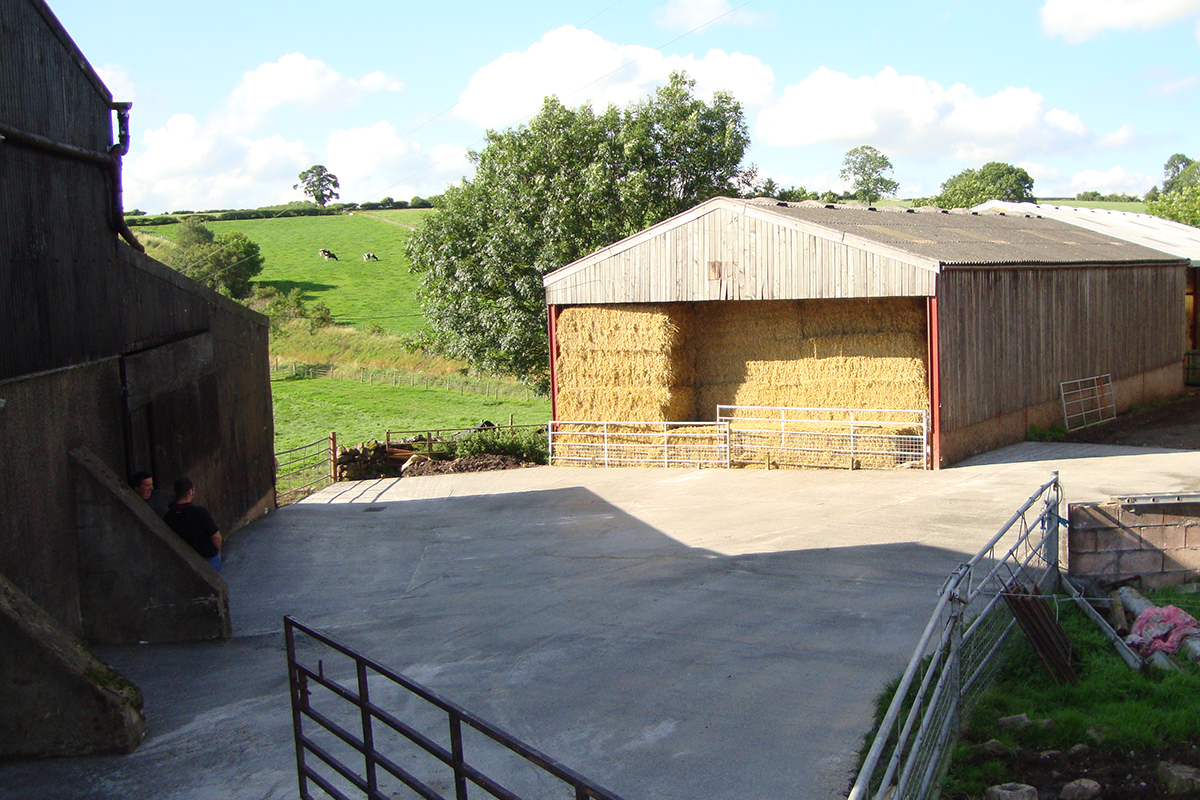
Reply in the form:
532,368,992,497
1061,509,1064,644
362,252,379,262
318,248,338,261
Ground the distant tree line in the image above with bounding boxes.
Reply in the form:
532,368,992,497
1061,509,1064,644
125,196,437,226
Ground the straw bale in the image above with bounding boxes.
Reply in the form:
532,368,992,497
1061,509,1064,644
693,298,928,418
556,304,695,421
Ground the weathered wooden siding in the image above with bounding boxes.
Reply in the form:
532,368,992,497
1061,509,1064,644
937,265,1186,431
545,205,938,305
0,0,112,150
0,0,275,633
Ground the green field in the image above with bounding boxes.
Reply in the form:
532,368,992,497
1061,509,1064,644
271,373,550,450
151,209,431,336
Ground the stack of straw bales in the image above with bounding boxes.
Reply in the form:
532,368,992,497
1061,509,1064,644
555,304,696,421
693,298,928,418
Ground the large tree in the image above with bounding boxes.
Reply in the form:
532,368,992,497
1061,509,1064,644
935,162,1035,208
1163,153,1195,195
294,165,340,207
839,145,898,205
166,217,264,299
406,72,750,384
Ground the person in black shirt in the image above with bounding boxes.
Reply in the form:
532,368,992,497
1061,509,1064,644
164,477,223,573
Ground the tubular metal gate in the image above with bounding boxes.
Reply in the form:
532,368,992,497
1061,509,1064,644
848,473,1064,800
547,421,729,468
717,406,929,470
277,435,334,505
285,617,627,800
1059,374,1116,431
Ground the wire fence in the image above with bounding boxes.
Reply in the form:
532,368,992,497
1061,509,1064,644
849,472,1064,800
270,361,539,400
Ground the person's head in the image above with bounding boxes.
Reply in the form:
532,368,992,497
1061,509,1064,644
129,471,154,500
173,476,195,502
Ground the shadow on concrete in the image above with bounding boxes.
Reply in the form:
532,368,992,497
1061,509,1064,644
0,482,975,800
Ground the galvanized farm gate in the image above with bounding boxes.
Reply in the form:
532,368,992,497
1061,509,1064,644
547,421,729,468
717,406,929,470
848,473,1064,800
285,616,627,800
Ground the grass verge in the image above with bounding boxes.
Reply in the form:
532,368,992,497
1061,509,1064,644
271,373,551,452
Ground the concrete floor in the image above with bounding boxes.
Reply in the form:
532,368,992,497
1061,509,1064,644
6,442,1200,800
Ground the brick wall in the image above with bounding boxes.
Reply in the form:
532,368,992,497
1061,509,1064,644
1068,501,1200,589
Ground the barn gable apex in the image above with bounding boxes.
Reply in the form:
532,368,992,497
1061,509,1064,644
543,197,941,306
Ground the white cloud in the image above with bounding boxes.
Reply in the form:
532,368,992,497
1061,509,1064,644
1150,74,1199,98
756,66,1093,163
124,113,312,211
651,0,767,31
218,53,403,132
1067,166,1156,193
95,64,137,102
1040,0,1200,43
1019,162,1061,185
326,121,470,202
1098,124,1138,149
455,26,774,128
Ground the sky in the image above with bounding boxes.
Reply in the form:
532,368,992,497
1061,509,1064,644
46,0,1200,213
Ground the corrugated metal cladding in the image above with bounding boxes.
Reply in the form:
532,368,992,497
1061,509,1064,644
544,202,938,305
937,265,1185,430
0,0,112,151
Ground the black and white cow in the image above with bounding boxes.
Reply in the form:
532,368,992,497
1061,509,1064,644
318,248,338,261
362,252,379,262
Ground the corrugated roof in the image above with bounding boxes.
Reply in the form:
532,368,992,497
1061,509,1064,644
971,201,1200,267
758,200,1177,266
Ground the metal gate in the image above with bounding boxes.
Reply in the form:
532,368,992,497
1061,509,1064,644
717,406,929,470
285,617,627,800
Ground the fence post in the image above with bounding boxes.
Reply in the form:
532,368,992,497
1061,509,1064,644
329,431,338,484
849,411,856,470
449,716,469,800
357,661,378,794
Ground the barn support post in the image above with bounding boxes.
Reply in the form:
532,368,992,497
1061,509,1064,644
328,431,337,484
927,296,942,469
547,305,560,421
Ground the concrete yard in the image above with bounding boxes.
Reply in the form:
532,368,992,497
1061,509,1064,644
6,442,1200,800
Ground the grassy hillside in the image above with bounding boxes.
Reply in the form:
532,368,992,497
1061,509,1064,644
148,209,431,336
1034,199,1147,213
271,373,550,450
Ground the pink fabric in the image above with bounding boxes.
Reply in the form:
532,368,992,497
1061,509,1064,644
1126,605,1200,656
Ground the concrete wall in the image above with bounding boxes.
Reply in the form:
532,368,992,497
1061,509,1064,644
0,573,144,758
939,362,1184,467
0,360,126,633
72,447,230,644
1068,500,1200,589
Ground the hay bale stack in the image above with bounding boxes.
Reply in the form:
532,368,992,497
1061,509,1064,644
555,304,695,421
694,298,928,419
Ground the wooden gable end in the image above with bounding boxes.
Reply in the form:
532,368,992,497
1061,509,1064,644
544,201,939,305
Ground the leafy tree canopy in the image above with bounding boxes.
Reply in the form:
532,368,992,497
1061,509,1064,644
936,162,1035,208
1147,186,1200,227
1163,153,1195,194
165,217,264,299
294,165,340,207
839,145,898,205
406,71,750,384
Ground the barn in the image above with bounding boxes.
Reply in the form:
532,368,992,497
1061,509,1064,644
1,0,274,756
542,196,1188,469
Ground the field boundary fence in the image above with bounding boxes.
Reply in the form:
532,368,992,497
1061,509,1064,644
548,421,729,468
284,616,627,800
1059,374,1116,431
848,472,1064,800
276,433,335,505
717,406,929,470
270,360,537,400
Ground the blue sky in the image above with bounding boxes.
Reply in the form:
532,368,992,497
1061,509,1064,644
47,0,1200,212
